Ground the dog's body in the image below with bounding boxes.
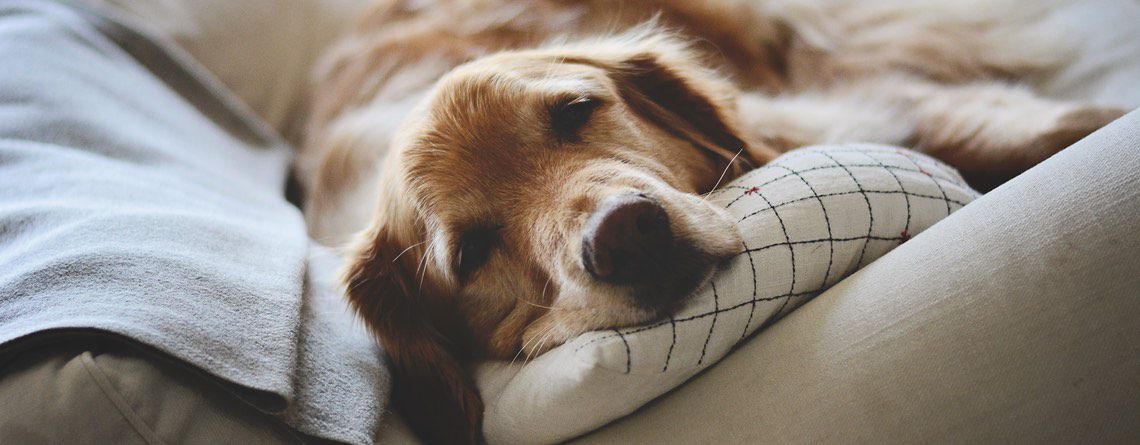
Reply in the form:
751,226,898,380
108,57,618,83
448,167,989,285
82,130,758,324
299,1,1123,442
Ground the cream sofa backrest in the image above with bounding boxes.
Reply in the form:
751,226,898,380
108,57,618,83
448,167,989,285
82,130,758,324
89,0,371,140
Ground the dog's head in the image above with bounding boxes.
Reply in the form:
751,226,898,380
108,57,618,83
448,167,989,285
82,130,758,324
341,33,758,443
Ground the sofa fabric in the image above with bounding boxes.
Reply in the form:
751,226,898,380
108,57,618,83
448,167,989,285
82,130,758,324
573,110,1140,444
0,2,388,443
0,343,302,444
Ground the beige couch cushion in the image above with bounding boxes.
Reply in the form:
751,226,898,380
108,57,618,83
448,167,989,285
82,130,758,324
573,111,1140,444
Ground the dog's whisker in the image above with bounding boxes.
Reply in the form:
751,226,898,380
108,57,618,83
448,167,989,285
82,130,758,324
508,274,559,310
418,244,434,293
508,343,527,368
538,326,563,359
703,147,745,201
507,338,529,368
523,335,540,364
525,338,542,364
414,237,436,294
413,245,428,283
524,323,552,355
509,330,538,367
526,328,555,364
516,298,558,310
498,327,548,405
533,323,557,355
392,240,427,263
541,276,552,300
511,323,552,368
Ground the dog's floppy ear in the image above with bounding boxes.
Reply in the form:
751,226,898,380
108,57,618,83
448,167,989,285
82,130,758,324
341,222,484,445
606,45,778,179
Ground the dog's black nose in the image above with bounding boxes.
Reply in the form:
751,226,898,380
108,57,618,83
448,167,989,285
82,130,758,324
581,193,673,284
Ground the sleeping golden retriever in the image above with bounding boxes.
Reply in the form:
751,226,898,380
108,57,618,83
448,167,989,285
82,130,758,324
298,0,1124,442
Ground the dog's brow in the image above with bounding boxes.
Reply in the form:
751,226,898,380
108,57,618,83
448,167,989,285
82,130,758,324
426,227,454,282
534,77,595,96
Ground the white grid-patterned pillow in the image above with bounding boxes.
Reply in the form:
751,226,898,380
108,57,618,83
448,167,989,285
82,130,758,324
477,144,980,444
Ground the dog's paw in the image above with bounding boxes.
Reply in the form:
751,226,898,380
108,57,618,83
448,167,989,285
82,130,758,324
1031,106,1126,155
960,105,1125,191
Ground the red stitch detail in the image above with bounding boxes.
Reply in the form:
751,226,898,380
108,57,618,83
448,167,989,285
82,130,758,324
900,229,911,243
744,186,761,195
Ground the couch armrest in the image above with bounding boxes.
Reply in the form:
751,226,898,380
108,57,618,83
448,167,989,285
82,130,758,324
573,110,1140,444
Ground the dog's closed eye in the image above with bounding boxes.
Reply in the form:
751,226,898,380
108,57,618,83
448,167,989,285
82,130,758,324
550,96,602,140
456,227,500,282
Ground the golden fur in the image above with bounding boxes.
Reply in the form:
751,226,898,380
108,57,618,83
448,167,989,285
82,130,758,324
299,1,1124,442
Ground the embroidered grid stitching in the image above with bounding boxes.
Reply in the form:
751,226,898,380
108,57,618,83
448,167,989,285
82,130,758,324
896,149,955,216
739,238,760,339
859,151,913,236
820,151,875,270
697,281,720,366
662,314,677,372
749,187,798,334
775,164,837,286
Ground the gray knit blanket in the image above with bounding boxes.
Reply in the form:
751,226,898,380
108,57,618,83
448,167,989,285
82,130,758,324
0,1,389,443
